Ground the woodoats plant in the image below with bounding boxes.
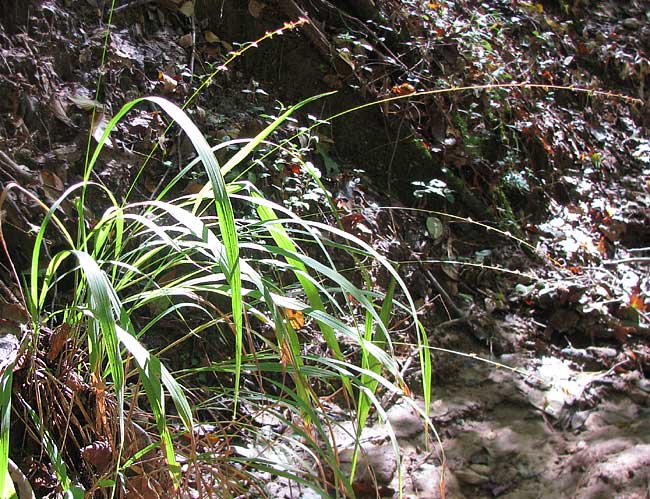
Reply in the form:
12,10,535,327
0,79,432,498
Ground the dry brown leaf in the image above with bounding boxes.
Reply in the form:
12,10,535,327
280,338,292,368
63,370,88,392
50,95,74,126
92,373,108,434
80,440,113,471
177,33,193,48
157,70,178,93
68,93,103,111
204,30,220,44
178,0,194,17
0,302,29,323
614,325,636,343
248,0,266,18
90,110,113,147
47,323,71,362
40,170,64,192
183,181,204,195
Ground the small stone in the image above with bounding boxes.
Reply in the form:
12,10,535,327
622,18,642,29
411,464,465,499
636,378,650,393
469,464,491,476
339,444,396,484
387,402,424,438
456,468,489,485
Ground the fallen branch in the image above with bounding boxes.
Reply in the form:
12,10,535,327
603,257,650,265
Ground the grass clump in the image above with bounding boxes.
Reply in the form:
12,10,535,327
0,84,429,499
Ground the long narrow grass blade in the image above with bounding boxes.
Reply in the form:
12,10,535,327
72,250,125,440
0,371,13,499
23,400,84,498
115,327,184,486
84,96,244,411
24,181,116,314
146,97,244,413
351,279,397,479
219,92,335,177
252,192,348,367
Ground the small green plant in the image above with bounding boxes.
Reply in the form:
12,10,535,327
1,93,428,498
0,17,434,496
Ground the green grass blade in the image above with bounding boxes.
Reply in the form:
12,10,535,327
144,97,244,413
115,326,188,486
0,371,13,499
352,279,397,479
251,191,347,363
72,250,125,440
83,94,244,411
417,320,432,442
219,92,335,177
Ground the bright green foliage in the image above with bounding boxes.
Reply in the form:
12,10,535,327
5,93,425,498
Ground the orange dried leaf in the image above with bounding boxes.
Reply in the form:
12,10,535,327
158,70,178,93
391,83,416,96
629,289,648,312
341,212,366,231
280,338,293,368
285,308,305,330
567,265,583,275
92,373,108,433
47,323,71,362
